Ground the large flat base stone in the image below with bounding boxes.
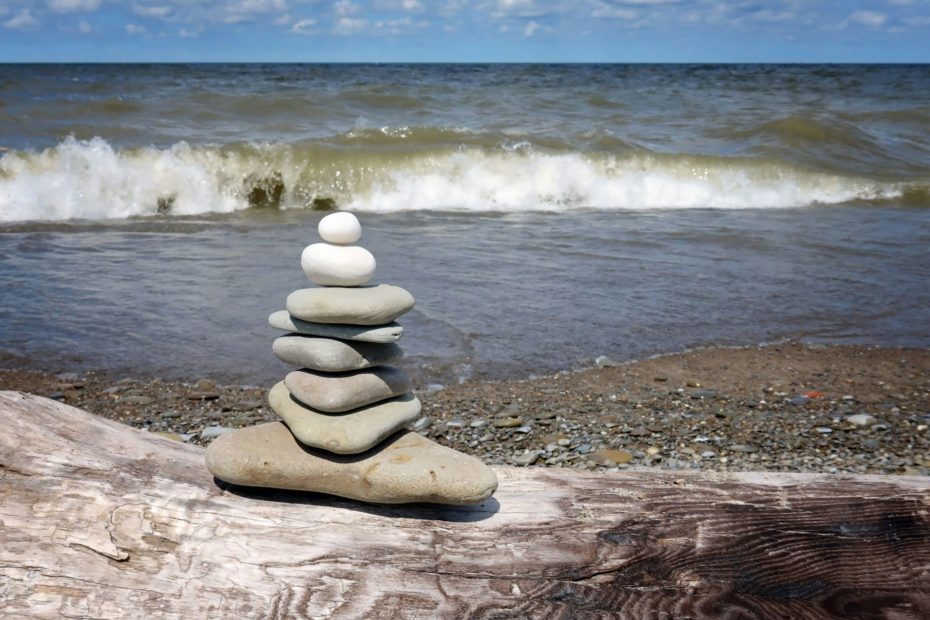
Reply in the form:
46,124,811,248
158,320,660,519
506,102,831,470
205,423,498,505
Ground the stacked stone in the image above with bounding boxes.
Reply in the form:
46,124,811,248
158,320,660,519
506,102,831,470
206,213,497,506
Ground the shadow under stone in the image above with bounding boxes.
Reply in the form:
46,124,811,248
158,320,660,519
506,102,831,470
214,478,501,523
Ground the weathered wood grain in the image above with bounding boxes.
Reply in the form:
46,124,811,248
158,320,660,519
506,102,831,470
1,390,928,619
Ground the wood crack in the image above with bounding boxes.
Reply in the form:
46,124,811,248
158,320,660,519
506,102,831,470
67,542,130,562
0,462,36,477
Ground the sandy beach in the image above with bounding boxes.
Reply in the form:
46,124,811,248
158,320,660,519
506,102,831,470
4,341,927,476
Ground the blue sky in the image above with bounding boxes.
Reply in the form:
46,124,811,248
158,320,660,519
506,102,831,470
1,0,928,62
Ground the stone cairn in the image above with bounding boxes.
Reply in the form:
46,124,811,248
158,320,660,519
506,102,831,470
206,212,498,505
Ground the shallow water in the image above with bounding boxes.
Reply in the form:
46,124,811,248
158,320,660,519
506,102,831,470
2,206,928,384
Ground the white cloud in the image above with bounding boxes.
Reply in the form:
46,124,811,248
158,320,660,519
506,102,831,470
846,10,887,27
234,0,287,12
751,10,794,23
491,0,548,18
676,2,729,26
523,19,551,35
178,27,199,37
223,0,287,22
441,0,468,15
77,18,92,32
125,22,147,34
333,0,359,16
291,16,317,32
4,9,40,29
374,0,424,10
373,15,430,33
48,0,102,13
134,5,173,19
274,13,291,24
499,0,532,9
333,15,367,33
591,2,637,19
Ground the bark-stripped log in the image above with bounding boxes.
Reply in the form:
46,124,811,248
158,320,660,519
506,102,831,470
1,390,929,619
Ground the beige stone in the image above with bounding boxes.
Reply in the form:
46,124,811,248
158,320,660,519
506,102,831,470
268,381,419,454
285,366,412,413
588,449,634,466
286,284,414,326
268,311,403,343
205,423,498,505
272,335,402,372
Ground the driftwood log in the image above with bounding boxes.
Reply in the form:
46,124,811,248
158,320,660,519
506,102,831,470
1,390,929,619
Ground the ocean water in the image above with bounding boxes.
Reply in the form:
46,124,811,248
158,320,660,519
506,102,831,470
1,64,929,383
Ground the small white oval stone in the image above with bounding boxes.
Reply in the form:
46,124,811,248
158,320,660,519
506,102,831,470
301,243,376,287
318,212,362,245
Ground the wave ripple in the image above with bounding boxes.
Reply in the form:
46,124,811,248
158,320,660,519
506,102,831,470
0,136,923,223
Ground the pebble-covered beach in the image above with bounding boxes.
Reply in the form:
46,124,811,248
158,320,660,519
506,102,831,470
3,342,928,476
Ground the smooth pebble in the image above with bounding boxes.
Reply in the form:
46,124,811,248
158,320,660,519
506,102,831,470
268,311,403,343
318,212,362,245
287,284,415,326
301,243,376,287
268,381,420,454
285,366,411,413
272,335,402,372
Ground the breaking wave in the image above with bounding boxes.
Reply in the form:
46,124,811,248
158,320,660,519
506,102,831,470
0,136,924,223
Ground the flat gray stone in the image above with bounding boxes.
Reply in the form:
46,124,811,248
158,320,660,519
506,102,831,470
286,284,415,326
285,366,412,413
412,416,432,432
205,424,498,505
513,451,540,466
268,311,403,343
273,335,402,372
268,381,420,454
846,413,877,427
201,426,235,439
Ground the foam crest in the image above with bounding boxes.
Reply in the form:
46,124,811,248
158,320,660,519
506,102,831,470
347,151,905,212
0,137,251,222
0,137,917,223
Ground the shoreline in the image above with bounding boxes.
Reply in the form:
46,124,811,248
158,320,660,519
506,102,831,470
2,342,928,476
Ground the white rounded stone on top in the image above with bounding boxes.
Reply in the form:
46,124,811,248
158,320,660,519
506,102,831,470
301,243,376,287
318,212,362,245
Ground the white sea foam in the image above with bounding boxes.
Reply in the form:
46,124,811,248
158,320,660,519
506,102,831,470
0,138,253,222
0,137,909,223
347,150,904,212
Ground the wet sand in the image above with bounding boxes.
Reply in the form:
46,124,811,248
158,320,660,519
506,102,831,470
2,342,928,476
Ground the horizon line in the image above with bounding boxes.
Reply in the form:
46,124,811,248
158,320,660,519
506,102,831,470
2,60,929,65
